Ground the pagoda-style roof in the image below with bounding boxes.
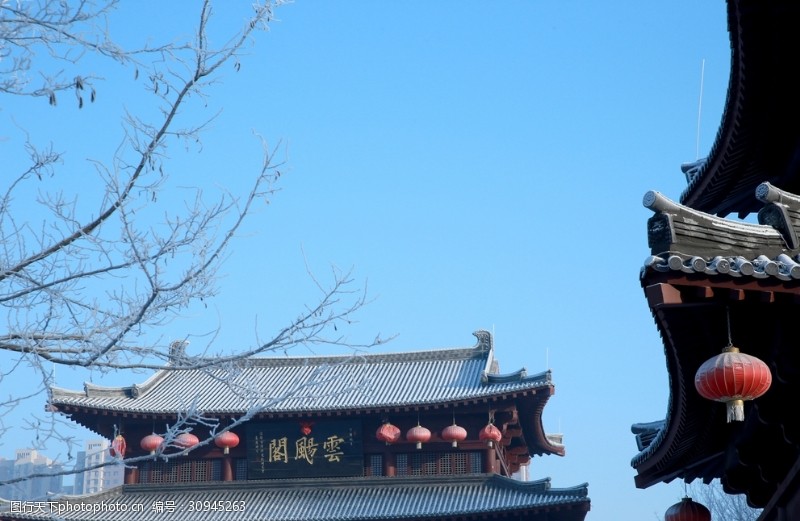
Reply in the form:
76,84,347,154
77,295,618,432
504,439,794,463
51,331,565,457
632,185,800,512
0,475,590,521
52,331,550,415
679,0,800,218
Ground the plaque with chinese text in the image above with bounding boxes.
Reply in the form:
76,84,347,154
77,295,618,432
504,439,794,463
246,419,363,479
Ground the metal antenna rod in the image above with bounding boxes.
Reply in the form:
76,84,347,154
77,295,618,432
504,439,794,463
696,58,706,160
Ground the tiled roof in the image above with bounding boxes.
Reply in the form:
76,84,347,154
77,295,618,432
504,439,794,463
642,253,800,281
642,185,800,281
0,475,590,521
630,421,666,463
679,1,800,217
51,331,552,415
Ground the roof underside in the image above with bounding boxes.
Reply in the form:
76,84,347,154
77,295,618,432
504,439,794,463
50,331,566,460
632,273,800,508
679,0,800,217
0,475,591,521
638,184,800,508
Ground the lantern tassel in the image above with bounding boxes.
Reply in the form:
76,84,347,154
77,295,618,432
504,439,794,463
727,399,745,422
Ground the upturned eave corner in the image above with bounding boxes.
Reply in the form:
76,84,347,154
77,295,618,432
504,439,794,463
472,329,494,352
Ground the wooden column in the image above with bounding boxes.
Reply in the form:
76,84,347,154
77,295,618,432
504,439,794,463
484,446,497,474
124,466,138,485
384,450,397,477
222,456,233,481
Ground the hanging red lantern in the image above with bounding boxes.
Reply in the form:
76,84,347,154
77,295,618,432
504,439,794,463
376,422,401,445
215,431,240,454
175,432,200,449
406,424,431,450
109,435,127,458
300,421,314,436
140,433,164,455
479,423,503,447
695,345,772,422
441,422,467,448
664,497,711,521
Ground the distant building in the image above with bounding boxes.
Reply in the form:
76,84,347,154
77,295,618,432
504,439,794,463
72,440,123,495
70,451,85,496
0,449,63,501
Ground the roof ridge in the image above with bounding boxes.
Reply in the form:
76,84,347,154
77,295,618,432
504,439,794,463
244,345,484,367
488,475,590,497
117,473,589,497
50,331,494,401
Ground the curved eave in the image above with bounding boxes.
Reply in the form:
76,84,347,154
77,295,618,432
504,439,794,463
53,384,552,416
629,291,721,489
632,267,800,508
50,376,554,416
53,385,565,455
519,388,565,458
680,0,800,217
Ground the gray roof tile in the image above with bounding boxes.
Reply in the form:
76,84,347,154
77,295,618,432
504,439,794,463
51,332,552,415
642,253,800,281
0,475,590,521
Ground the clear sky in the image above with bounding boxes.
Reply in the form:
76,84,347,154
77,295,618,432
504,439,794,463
1,1,734,519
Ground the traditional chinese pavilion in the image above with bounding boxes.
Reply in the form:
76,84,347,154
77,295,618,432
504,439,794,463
1,331,590,521
631,1,800,520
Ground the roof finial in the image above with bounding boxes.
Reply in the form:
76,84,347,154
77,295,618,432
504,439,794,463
473,330,493,352
169,340,189,364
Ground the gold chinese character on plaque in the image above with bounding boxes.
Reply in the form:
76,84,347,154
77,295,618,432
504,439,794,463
323,435,345,462
269,437,289,463
295,437,319,465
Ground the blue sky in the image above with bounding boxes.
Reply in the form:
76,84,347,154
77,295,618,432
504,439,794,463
1,1,733,519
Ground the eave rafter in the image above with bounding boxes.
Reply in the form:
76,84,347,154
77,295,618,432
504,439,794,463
636,270,800,507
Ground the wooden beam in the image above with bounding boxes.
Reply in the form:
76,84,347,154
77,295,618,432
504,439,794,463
645,270,800,295
729,289,746,301
694,286,715,299
645,283,684,307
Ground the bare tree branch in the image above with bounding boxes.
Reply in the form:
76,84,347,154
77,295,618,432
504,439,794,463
1,0,387,496
686,480,762,521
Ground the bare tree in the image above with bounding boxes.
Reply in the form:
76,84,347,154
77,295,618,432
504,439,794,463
1,0,382,498
687,480,762,521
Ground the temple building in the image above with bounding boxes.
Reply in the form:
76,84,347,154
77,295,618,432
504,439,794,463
631,1,800,520
1,331,590,521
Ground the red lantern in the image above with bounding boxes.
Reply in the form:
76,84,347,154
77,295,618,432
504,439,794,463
300,421,314,436
175,432,200,449
479,423,503,448
215,431,240,454
441,423,467,448
406,424,431,450
140,433,164,455
695,345,772,422
376,422,401,445
664,497,710,521
109,435,126,458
